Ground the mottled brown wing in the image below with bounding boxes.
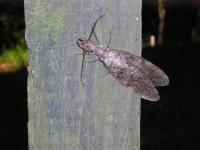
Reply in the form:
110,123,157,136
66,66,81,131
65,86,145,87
108,67,160,101
119,50,169,87
139,57,169,87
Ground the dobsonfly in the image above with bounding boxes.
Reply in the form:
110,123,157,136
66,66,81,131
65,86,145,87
77,15,169,101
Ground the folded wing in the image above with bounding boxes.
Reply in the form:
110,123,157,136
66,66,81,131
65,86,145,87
110,68,160,101
139,57,169,87
122,51,169,87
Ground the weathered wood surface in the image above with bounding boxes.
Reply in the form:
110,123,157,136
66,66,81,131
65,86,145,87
25,0,141,150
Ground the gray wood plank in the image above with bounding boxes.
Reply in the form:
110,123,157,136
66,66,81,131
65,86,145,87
25,0,141,150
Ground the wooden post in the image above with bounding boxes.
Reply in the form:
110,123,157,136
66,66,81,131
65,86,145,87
25,0,141,150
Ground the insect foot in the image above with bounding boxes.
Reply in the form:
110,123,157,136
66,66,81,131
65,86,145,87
77,15,169,101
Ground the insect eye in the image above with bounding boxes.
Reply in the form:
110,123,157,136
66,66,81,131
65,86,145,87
79,38,87,42
78,39,83,43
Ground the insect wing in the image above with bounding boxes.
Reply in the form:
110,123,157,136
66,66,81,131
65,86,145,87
109,67,160,101
119,50,169,87
128,72,160,101
139,57,169,87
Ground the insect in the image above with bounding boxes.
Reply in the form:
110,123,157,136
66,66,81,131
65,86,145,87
77,15,169,101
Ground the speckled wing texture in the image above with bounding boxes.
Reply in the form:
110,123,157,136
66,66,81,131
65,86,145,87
124,50,169,87
102,49,169,101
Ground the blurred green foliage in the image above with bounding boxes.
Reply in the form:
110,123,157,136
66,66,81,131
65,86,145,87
0,38,28,72
0,5,27,73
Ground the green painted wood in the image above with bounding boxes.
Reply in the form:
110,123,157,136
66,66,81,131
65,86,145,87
25,0,141,150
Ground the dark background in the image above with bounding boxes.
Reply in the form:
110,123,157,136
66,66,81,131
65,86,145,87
0,1,28,150
0,0,199,150
142,1,200,150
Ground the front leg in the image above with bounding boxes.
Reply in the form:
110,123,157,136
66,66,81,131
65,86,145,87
107,31,112,48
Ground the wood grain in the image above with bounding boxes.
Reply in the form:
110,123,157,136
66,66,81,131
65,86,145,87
25,0,141,149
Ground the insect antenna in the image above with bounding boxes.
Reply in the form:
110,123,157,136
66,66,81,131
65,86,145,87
87,14,105,42
92,28,100,45
80,14,104,85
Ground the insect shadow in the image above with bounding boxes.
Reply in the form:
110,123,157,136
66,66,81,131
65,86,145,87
77,15,169,101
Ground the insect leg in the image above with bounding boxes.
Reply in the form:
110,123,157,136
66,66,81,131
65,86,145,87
76,52,95,56
101,71,110,78
79,52,97,85
107,31,112,48
85,59,99,63
80,52,85,86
